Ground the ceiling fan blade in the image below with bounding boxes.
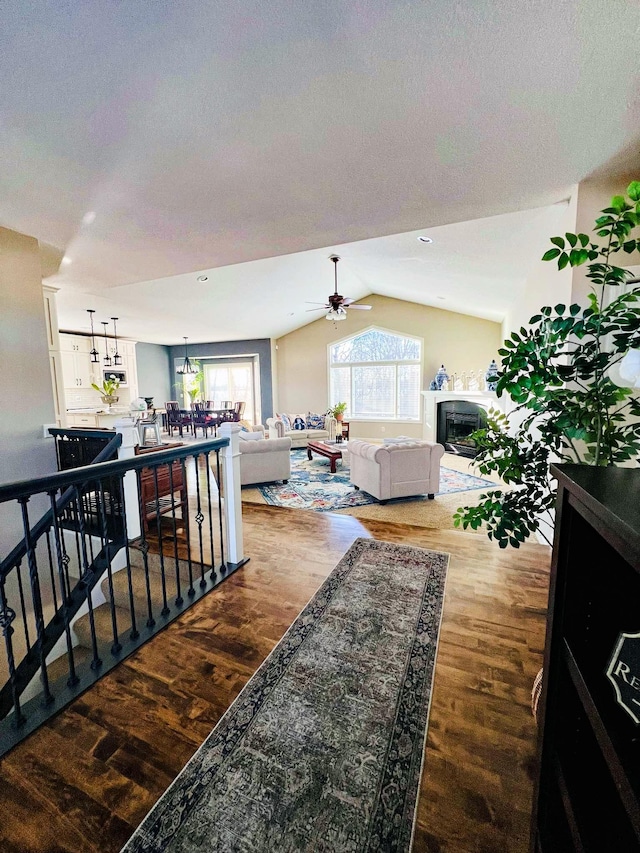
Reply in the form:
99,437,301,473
348,304,372,310
306,301,330,306
306,307,329,312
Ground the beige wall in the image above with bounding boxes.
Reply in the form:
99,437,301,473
275,294,502,441
502,195,576,342
572,173,640,305
0,226,57,552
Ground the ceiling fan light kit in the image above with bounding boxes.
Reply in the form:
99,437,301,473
306,254,372,321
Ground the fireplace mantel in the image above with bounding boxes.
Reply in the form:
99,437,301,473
421,390,502,444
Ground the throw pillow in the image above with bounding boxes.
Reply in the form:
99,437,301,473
292,416,306,430
306,412,325,430
278,413,292,430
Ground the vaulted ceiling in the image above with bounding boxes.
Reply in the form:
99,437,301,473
2,1,640,342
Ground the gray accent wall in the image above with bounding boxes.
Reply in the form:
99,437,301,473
168,339,273,422
135,342,172,406
0,227,57,553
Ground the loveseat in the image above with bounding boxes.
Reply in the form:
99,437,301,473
266,412,337,449
238,427,292,485
348,439,445,502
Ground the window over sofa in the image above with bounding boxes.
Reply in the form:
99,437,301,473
329,327,422,421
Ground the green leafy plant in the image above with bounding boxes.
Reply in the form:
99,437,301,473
454,182,640,548
91,375,121,397
183,362,204,404
327,402,347,419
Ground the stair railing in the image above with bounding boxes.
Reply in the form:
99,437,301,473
0,425,246,757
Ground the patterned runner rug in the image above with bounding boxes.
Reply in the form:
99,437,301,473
258,448,494,512
121,538,449,853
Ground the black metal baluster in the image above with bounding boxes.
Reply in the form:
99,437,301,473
0,579,25,727
44,527,60,620
216,450,226,572
98,480,121,655
180,457,197,593
18,497,54,705
73,488,102,671
192,454,207,587
168,462,183,605
135,470,155,628
152,465,170,616
117,474,139,640
48,491,79,687
15,561,31,654
204,452,216,582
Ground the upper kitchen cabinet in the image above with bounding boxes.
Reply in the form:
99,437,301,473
60,334,94,389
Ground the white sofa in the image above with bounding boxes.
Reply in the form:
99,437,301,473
239,430,292,486
266,414,337,448
348,439,445,502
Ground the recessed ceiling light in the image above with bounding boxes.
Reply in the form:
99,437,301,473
82,211,96,226
197,275,208,282
417,236,433,244
61,256,72,265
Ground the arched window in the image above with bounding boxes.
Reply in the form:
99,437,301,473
328,328,422,421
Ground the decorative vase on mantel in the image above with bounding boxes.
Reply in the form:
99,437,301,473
435,364,449,391
485,360,499,392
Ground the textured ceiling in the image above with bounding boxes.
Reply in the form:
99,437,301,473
2,1,640,340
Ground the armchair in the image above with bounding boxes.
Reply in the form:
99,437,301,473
348,439,444,502
239,430,292,486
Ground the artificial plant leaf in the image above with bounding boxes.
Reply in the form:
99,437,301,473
550,236,565,249
542,248,561,261
628,181,640,202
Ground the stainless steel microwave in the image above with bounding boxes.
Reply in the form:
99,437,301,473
103,369,128,387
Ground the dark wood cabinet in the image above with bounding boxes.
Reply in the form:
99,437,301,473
532,465,640,852
135,444,187,531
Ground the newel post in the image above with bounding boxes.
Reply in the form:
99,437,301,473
218,423,245,567
115,418,141,540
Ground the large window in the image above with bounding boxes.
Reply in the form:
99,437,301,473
329,328,422,421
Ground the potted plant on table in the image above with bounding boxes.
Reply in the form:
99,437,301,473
327,402,347,422
91,375,121,405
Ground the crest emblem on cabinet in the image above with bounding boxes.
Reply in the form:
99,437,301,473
606,631,640,724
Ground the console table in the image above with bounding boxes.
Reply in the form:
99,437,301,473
531,465,640,851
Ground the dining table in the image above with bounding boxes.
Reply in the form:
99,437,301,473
177,407,238,435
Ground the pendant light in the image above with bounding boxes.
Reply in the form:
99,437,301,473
111,317,123,366
102,322,112,367
87,309,99,363
176,336,197,375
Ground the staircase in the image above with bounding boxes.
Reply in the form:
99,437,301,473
0,426,247,757
72,548,207,653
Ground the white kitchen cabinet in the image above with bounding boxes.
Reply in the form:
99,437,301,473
66,413,98,427
59,334,96,389
61,349,94,389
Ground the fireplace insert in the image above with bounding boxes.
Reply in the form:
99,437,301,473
436,400,487,457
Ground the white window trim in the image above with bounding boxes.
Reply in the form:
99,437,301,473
327,325,424,423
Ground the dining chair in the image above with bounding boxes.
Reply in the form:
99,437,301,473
192,402,215,437
166,401,192,437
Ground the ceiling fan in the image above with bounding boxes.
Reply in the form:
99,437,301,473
306,255,372,321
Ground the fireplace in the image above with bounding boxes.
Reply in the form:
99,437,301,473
436,400,487,457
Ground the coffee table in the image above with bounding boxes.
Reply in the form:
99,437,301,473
307,439,345,473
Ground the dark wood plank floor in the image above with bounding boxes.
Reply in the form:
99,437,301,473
0,503,551,853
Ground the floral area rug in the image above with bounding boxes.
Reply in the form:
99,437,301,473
120,538,449,853
257,448,495,512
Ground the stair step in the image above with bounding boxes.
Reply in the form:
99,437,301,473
129,546,209,583
102,565,206,615
73,603,132,651
45,646,93,687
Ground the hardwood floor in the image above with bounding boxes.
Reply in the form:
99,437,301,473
0,503,551,853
